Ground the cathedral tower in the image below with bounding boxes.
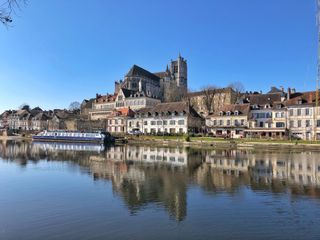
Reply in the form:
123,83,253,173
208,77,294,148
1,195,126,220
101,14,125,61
170,54,188,91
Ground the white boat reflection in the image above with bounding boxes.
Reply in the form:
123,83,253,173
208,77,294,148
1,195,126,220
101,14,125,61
32,141,105,152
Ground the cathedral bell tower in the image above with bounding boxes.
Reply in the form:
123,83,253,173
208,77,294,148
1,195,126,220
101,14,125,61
170,54,188,90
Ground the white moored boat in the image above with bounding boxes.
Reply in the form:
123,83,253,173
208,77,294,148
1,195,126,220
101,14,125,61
32,131,113,144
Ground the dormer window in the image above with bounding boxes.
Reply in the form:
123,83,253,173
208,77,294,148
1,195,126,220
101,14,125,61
265,104,270,109
234,111,239,116
298,100,302,105
226,111,231,116
219,111,224,116
252,104,259,109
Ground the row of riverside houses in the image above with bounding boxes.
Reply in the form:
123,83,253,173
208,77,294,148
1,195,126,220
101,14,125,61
206,87,320,140
0,106,80,133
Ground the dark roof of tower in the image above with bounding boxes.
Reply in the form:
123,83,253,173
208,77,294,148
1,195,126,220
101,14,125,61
125,65,160,81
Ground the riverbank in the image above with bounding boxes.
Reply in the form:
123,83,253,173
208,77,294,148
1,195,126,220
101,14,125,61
0,135,31,141
1,134,320,150
126,135,320,150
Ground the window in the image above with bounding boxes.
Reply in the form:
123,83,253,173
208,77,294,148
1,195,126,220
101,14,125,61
298,120,302,127
151,121,156,126
276,112,284,118
170,120,176,125
163,120,168,125
178,120,185,125
317,120,320,127
213,120,217,125
226,111,231,116
157,121,162,125
144,121,148,125
234,119,239,126
306,108,310,116
241,119,245,126
290,109,294,116
306,120,311,127
227,120,231,126
276,122,285,128
234,111,239,116
297,109,301,116
219,120,223,126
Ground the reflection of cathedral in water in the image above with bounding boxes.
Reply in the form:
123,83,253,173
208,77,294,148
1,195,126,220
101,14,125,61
2,140,320,220
90,145,196,221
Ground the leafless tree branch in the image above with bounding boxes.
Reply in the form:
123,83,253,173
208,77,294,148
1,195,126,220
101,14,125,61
0,0,27,26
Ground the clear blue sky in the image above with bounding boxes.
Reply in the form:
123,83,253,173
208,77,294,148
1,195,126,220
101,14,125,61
0,0,318,112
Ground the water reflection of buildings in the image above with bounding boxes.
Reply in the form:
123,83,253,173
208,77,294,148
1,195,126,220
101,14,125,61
90,145,195,221
2,141,320,220
202,149,320,194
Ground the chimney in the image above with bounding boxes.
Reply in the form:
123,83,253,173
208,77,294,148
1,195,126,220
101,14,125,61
280,86,284,92
309,93,313,103
115,81,120,94
287,88,291,100
291,88,296,94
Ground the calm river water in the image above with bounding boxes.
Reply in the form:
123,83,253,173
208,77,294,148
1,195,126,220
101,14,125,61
1,141,320,240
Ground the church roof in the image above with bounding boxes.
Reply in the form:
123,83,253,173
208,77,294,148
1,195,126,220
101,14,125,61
125,65,160,81
153,72,167,78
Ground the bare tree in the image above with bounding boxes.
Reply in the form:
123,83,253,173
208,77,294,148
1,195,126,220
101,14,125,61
228,81,245,93
69,101,81,111
0,0,26,26
201,85,217,115
228,81,245,103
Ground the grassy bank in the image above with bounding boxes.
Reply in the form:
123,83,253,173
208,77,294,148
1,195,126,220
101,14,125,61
128,135,320,146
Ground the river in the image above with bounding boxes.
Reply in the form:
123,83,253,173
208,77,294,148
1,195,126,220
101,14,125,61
0,140,320,240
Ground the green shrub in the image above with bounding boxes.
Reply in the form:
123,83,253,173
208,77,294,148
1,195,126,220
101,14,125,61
185,135,190,142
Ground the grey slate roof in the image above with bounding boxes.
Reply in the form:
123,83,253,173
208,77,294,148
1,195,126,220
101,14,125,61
125,65,160,81
136,101,202,118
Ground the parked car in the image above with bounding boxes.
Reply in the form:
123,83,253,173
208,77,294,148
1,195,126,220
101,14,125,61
128,130,143,135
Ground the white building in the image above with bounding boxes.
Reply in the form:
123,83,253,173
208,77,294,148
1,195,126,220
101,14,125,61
127,102,204,135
